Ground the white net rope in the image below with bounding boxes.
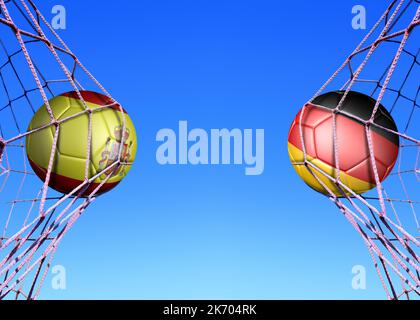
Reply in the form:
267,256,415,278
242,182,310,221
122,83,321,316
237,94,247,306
304,0,419,299
0,0,124,299
0,0,418,301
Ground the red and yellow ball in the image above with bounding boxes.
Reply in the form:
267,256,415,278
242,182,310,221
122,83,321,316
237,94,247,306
26,91,137,196
287,90,399,196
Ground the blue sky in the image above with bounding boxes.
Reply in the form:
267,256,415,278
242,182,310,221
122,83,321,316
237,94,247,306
5,0,417,299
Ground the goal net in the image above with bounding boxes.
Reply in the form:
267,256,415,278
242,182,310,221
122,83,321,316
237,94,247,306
0,0,121,299
0,0,418,301
306,0,419,299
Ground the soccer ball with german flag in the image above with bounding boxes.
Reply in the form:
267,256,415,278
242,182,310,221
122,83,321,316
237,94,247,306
26,91,137,197
287,90,399,197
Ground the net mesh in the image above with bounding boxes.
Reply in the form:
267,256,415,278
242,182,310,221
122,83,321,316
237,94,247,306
303,0,419,299
0,0,124,299
0,0,418,301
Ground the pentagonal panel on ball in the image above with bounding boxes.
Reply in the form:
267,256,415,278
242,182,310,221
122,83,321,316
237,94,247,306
300,104,333,129
314,114,369,171
288,122,317,159
346,156,388,184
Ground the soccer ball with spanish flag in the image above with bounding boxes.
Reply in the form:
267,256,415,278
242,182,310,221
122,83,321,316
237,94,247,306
26,91,137,197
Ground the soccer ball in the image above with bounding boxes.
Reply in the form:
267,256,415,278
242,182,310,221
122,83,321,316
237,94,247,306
26,91,137,196
287,90,399,197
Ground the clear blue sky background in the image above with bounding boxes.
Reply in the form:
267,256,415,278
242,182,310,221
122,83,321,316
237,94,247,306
23,0,408,299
